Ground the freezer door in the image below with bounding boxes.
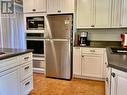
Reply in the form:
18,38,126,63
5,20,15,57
45,39,72,79
45,15,73,39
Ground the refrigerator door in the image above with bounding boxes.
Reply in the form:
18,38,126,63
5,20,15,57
45,14,73,39
45,39,72,79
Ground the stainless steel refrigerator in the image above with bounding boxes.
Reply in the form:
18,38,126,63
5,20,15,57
45,14,73,80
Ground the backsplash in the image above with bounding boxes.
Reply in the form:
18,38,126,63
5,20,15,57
76,28,127,41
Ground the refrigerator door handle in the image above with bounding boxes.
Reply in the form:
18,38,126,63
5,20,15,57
45,39,70,41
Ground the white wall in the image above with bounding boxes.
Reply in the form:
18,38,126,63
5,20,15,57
77,28,127,41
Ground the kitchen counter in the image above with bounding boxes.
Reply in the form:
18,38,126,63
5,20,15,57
74,41,121,48
107,47,127,72
0,48,33,60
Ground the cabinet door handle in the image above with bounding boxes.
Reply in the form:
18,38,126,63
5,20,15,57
32,9,36,11
24,66,29,70
82,55,84,57
25,81,30,86
24,57,29,60
90,50,95,52
91,25,95,27
111,72,116,78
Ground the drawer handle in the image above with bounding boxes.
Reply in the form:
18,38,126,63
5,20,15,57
24,66,29,70
90,50,95,52
25,81,30,86
57,10,61,13
24,57,29,60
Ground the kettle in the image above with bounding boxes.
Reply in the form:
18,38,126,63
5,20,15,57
121,34,127,48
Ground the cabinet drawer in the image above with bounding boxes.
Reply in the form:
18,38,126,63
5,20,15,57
81,48,104,54
21,76,33,95
21,61,33,80
0,57,18,72
20,53,32,64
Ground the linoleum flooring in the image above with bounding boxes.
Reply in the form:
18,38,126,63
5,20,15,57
29,73,105,95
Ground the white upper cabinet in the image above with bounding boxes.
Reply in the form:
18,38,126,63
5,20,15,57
23,0,35,13
111,0,122,27
95,0,111,28
60,0,75,14
47,0,60,14
47,0,74,14
77,0,93,28
23,0,46,13
76,0,111,28
120,0,127,27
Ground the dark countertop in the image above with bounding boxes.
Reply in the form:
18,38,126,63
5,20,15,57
107,47,127,72
74,41,122,48
0,48,33,60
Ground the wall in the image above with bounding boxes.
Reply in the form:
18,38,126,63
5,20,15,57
76,28,127,41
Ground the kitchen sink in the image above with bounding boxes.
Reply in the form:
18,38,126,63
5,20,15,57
111,48,127,54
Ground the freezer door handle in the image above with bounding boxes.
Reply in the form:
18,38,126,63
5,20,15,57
45,39,70,41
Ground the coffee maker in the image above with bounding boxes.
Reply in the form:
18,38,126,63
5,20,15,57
80,32,88,46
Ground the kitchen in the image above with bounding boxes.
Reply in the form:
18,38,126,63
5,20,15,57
0,0,127,95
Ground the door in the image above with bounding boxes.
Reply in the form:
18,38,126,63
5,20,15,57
82,54,103,78
60,0,74,13
111,69,127,95
45,39,71,79
95,0,111,28
46,15,73,39
36,0,46,12
47,0,60,14
0,67,20,95
76,0,93,28
23,0,35,13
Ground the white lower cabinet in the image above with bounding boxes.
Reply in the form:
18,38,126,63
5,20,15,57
0,52,33,95
73,47,105,80
21,76,33,95
0,67,20,95
73,47,81,76
111,68,127,95
81,54,103,78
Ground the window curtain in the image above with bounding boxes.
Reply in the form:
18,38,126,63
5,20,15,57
0,4,26,49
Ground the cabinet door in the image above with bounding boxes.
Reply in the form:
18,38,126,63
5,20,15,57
76,0,93,28
120,0,127,27
47,0,60,14
36,0,46,12
0,68,20,95
23,0,35,13
73,47,81,76
82,54,103,78
95,0,111,28
111,0,121,27
111,69,127,95
60,0,74,13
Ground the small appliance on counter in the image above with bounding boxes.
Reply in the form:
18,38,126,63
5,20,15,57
121,33,127,48
80,32,88,46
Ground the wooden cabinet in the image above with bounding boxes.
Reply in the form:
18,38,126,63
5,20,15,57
0,52,33,95
120,0,127,27
111,68,127,95
95,0,111,28
0,67,20,95
76,0,93,28
23,0,46,13
81,48,104,78
73,47,81,76
47,0,74,14
81,54,103,78
77,0,111,28
73,47,105,80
